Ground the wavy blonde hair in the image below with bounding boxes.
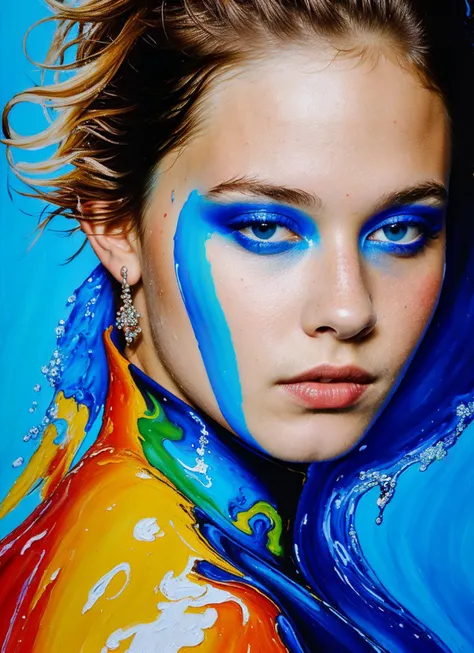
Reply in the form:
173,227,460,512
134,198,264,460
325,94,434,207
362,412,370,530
2,0,467,247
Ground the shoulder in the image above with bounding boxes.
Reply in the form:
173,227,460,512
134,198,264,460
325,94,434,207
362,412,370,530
0,451,288,652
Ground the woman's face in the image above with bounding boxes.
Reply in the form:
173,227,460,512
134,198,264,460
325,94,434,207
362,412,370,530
131,45,449,462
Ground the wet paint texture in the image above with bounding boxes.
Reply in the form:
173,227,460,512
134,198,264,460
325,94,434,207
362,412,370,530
0,327,391,653
0,244,473,652
0,331,291,653
0,266,115,532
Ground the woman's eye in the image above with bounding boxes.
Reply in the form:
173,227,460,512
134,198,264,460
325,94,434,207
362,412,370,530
367,223,423,244
239,222,299,242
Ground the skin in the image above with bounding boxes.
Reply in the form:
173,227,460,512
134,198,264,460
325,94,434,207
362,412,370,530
83,43,450,462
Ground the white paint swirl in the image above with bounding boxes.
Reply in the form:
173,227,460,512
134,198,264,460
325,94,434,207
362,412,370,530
133,518,164,542
82,562,131,614
102,557,249,652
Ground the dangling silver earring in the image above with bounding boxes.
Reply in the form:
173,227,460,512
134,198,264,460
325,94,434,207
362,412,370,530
116,266,141,345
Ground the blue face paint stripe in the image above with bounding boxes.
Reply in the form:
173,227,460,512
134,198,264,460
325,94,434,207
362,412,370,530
174,190,261,450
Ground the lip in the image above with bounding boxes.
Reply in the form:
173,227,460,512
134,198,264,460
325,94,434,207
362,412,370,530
279,365,375,410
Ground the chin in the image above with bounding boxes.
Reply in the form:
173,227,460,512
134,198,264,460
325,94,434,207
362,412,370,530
263,443,359,464
254,414,371,463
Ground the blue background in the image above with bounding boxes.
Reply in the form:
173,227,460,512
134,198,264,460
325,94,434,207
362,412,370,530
1,2,473,651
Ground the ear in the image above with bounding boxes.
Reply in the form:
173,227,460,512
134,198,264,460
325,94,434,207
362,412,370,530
79,203,142,285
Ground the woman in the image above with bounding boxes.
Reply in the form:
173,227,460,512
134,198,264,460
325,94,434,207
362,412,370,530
1,0,474,651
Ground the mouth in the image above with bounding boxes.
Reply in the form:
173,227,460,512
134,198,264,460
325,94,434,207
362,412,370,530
278,365,375,410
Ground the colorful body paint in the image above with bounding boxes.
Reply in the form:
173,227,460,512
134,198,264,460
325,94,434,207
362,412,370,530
0,266,114,524
0,329,375,653
1,266,474,652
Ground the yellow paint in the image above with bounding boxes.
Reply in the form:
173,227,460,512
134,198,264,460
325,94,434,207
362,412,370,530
1,331,288,651
32,451,249,652
0,392,89,519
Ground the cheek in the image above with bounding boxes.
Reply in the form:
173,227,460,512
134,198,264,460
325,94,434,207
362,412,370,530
208,244,303,354
411,270,444,313
141,223,209,385
377,264,444,357
143,239,184,328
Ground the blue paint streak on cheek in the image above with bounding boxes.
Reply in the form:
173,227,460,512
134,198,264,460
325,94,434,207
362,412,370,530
173,191,260,450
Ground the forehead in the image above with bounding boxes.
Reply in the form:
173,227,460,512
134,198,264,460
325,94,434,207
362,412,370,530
173,47,450,207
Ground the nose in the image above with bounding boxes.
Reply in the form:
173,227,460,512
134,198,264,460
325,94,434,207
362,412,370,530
302,244,377,341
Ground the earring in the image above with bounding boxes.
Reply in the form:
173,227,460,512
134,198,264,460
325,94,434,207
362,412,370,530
116,266,141,345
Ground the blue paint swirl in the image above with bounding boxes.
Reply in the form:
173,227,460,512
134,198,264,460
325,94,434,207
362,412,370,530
172,188,474,651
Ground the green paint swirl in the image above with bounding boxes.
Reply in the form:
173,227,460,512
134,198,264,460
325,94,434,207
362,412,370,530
234,501,284,556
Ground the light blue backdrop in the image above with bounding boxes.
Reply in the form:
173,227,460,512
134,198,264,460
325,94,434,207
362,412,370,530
1,2,473,652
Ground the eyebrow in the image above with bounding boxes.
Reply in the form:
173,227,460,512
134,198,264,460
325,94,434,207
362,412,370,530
206,176,448,212
374,181,449,213
206,176,321,209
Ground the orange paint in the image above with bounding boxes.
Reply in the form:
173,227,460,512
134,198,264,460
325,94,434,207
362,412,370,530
0,331,288,652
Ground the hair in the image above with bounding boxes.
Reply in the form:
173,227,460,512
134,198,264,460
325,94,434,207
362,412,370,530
3,1,474,651
2,0,472,241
